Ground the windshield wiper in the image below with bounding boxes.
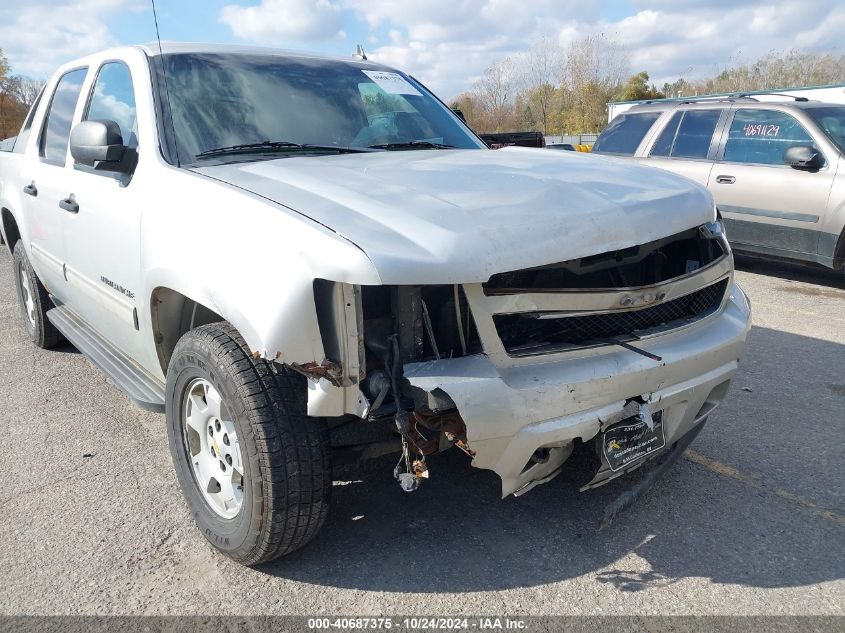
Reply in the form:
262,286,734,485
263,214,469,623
195,141,370,159
367,140,455,150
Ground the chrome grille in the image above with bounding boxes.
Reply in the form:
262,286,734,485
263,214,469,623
493,279,728,356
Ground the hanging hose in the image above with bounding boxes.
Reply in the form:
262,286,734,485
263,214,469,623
387,335,427,491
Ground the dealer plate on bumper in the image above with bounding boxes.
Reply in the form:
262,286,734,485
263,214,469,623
602,409,665,472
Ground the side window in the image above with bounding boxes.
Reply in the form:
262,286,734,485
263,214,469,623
12,89,45,154
723,109,818,166
650,112,682,157
671,110,722,159
650,110,722,159
592,112,661,155
40,68,88,165
85,62,138,146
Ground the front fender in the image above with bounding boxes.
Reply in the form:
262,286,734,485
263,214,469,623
140,167,381,373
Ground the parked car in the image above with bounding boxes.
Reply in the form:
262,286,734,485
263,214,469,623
479,131,545,148
0,43,750,565
592,96,845,274
547,143,576,151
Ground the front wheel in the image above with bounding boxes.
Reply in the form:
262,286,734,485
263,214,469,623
165,323,331,565
12,241,64,349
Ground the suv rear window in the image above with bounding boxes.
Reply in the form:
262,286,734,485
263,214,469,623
651,110,722,159
593,112,661,155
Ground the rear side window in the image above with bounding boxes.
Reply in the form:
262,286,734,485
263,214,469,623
650,112,681,157
593,112,661,155
12,89,45,154
651,110,722,159
40,68,88,165
723,109,817,165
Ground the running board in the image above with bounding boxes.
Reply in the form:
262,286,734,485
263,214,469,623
47,306,166,413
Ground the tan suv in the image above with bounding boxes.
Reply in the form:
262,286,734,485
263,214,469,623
593,96,845,274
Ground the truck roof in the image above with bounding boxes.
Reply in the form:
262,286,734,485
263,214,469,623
49,42,398,77
134,41,395,69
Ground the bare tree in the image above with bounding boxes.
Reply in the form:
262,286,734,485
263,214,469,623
561,34,630,132
10,76,45,108
517,36,563,134
564,34,628,94
452,36,842,137
0,49,45,139
0,50,25,140
661,50,845,97
473,57,518,131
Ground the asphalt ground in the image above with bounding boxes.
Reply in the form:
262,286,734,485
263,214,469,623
0,247,843,616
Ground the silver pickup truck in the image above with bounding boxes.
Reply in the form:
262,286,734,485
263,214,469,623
0,43,750,565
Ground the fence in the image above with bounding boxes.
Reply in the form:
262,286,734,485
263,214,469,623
544,134,598,146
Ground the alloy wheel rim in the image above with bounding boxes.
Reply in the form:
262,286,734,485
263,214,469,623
19,266,36,328
182,378,245,519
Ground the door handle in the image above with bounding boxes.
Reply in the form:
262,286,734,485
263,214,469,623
23,182,37,197
715,175,736,184
59,196,79,214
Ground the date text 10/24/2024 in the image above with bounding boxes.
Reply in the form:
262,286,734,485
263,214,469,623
308,618,528,630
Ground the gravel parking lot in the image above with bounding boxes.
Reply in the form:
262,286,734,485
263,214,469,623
0,247,843,616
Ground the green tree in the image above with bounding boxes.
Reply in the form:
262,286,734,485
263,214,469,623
616,71,665,101
661,78,693,99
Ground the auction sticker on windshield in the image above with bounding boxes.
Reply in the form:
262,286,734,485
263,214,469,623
362,70,422,96
602,410,665,472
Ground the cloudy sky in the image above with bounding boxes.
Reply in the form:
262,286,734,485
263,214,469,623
1,0,843,97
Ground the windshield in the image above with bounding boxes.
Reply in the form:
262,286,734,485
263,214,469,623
806,106,845,153
158,53,485,164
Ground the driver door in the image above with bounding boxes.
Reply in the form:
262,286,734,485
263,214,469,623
61,61,145,358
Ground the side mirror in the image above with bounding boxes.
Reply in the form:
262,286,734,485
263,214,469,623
783,145,823,170
452,109,466,123
70,120,127,170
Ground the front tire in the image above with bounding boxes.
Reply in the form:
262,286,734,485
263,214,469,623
165,323,331,565
12,241,64,349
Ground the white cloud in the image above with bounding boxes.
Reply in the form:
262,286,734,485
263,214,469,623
597,1,845,85
0,0,138,77
355,0,845,97
217,0,844,98
219,0,346,44
342,0,598,96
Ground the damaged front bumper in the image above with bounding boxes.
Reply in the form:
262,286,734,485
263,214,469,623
403,282,752,497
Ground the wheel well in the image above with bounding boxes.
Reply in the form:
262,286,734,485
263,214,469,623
150,287,224,375
835,227,845,271
1,208,21,253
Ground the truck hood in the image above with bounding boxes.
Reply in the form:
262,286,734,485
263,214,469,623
194,147,714,284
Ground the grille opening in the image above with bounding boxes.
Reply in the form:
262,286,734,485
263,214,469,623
362,285,482,365
494,278,728,356
483,227,725,294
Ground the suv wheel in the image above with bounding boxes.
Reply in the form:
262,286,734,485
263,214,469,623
165,322,331,565
12,241,64,349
